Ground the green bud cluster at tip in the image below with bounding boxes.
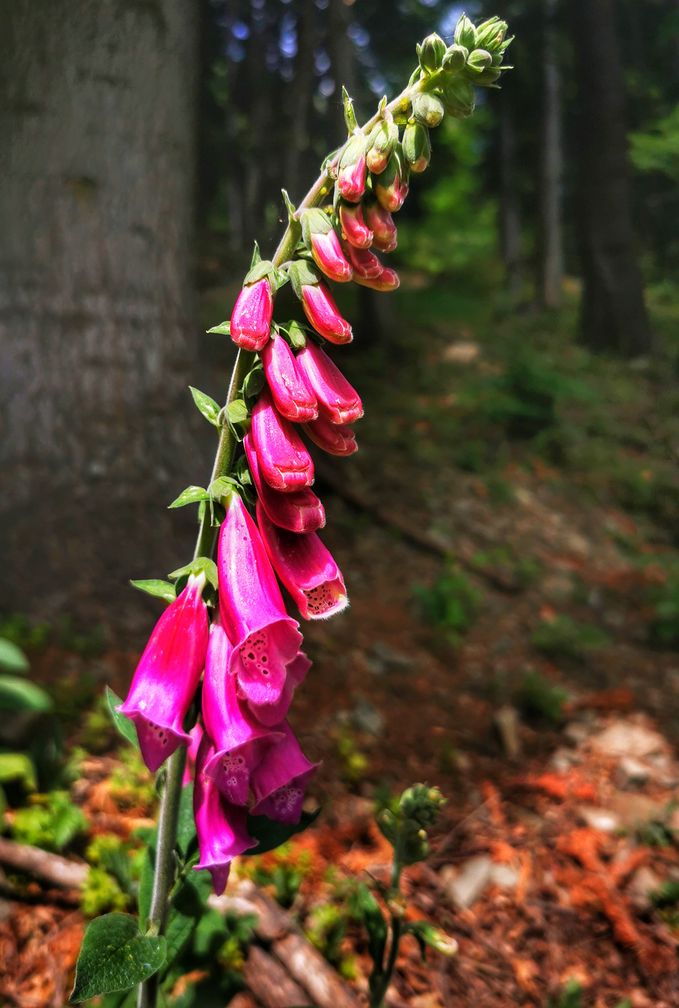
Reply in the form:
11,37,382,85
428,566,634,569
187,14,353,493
378,783,445,868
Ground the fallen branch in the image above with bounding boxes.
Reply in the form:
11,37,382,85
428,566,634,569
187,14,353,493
0,838,88,890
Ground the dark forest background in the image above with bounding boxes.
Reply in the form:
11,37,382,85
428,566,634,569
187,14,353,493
1,0,678,633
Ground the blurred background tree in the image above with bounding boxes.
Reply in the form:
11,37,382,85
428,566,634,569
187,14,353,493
1,0,676,628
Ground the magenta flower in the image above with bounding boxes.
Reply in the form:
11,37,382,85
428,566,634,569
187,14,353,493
337,154,367,203
374,150,409,213
303,414,358,456
365,202,398,252
338,202,373,249
193,735,256,894
251,721,319,824
251,387,315,491
119,573,208,773
295,342,363,425
202,618,284,805
345,244,384,280
301,282,353,345
247,651,311,728
257,502,348,620
354,266,400,292
309,230,353,283
230,277,273,352
261,332,318,423
218,492,302,706
244,433,325,533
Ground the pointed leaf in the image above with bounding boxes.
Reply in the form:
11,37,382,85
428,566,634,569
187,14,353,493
168,486,210,509
105,688,140,749
129,580,176,605
176,783,197,858
208,476,238,502
70,913,166,1002
0,752,37,790
189,387,221,427
206,321,231,336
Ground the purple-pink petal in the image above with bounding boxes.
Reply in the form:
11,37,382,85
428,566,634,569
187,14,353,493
244,434,325,534
251,388,315,491
251,721,319,825
295,342,363,425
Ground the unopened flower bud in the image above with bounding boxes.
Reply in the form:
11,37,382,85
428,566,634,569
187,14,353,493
442,44,468,73
344,244,383,280
301,209,352,283
365,201,398,252
366,118,398,174
441,77,475,118
354,266,400,292
230,277,273,352
465,48,493,75
454,14,477,50
418,32,447,74
374,147,409,213
288,260,353,344
475,16,508,52
412,93,444,129
303,414,358,456
338,201,373,249
337,134,368,203
403,121,431,173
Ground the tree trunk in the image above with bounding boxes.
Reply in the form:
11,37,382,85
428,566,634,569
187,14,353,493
498,86,523,299
537,0,563,308
569,0,652,355
0,0,199,629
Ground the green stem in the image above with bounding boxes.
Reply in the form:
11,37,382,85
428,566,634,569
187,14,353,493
137,73,424,1008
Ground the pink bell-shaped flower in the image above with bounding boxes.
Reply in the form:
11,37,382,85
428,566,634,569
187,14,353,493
218,492,302,706
304,414,358,456
119,573,208,773
301,282,353,345
251,721,319,825
338,202,373,249
257,502,349,621
295,342,363,425
202,618,284,805
244,434,325,534
247,651,311,728
261,332,318,423
193,735,257,894
251,388,315,491
230,277,273,352
365,202,398,252
182,722,204,786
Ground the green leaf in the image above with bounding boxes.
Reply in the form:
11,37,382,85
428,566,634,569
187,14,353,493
189,387,221,427
176,784,197,858
244,259,274,285
206,321,230,336
208,476,238,502
71,913,166,1002
245,809,320,855
105,688,139,750
249,240,262,270
342,85,358,133
285,320,309,350
241,366,265,402
0,638,29,674
226,399,249,425
0,675,52,713
168,557,218,591
0,752,37,790
352,885,387,971
168,486,209,509
129,580,176,605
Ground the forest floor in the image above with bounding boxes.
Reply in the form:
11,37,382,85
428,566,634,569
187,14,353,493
1,278,678,1007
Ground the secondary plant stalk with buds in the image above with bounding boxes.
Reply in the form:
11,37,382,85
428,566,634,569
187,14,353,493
71,15,512,1007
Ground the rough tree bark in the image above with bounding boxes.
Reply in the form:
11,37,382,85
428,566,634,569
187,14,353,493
0,0,199,627
537,0,563,308
569,0,652,355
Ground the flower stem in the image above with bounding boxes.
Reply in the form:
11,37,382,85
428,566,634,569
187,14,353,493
137,75,422,1008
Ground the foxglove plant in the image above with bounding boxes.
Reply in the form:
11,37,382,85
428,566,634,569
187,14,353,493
72,16,512,1008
